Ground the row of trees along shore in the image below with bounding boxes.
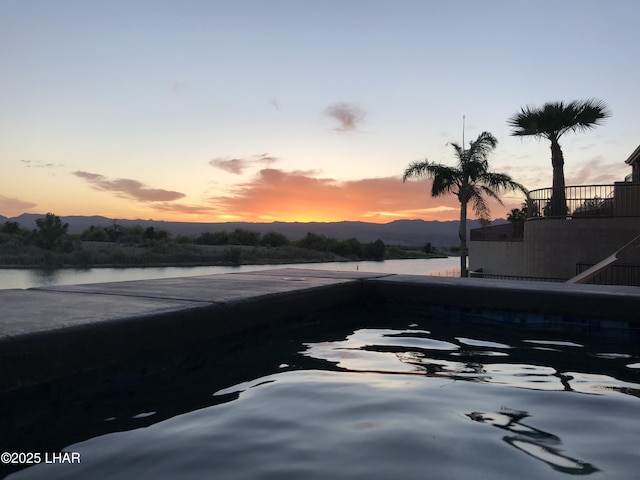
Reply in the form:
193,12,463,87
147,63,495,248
403,98,610,277
0,214,450,268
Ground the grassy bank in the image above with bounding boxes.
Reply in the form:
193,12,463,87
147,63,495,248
0,242,334,269
0,241,452,269
0,242,456,268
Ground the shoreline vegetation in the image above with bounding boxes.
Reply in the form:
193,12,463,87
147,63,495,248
1,214,455,270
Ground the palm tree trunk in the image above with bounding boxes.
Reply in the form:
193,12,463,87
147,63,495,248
550,137,567,216
459,200,468,277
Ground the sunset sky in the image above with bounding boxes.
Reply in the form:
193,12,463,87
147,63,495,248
2,0,639,224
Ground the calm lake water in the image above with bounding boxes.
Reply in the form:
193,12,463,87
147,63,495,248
0,257,460,290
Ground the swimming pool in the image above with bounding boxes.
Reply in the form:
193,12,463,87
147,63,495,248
4,306,640,479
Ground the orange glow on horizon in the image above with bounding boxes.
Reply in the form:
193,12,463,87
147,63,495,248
5,168,523,224
10,200,515,224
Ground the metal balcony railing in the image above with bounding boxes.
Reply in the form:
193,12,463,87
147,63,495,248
527,182,640,218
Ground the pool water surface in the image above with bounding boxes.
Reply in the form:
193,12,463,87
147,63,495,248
6,308,640,479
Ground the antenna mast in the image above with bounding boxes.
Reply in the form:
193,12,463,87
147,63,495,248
462,115,466,154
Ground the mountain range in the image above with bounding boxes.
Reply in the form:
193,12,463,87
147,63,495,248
1,213,505,247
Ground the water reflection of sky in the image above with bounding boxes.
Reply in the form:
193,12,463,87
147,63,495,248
468,408,599,475
301,326,640,397
298,324,640,476
0,258,460,289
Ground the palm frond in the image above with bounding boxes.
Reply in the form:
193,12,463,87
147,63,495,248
449,142,464,162
508,99,610,140
403,160,460,197
478,184,503,205
507,106,546,138
466,131,498,161
464,157,490,181
479,172,526,194
402,160,432,181
430,170,460,197
469,190,491,221
562,98,611,136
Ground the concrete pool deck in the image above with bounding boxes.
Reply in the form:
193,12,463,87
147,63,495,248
2,267,639,392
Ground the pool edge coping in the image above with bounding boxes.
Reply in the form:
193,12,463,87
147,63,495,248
2,268,639,392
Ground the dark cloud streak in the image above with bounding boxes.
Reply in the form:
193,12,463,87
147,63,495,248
73,171,185,202
209,158,249,175
210,153,279,174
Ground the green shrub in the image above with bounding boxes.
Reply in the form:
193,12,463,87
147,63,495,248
196,231,229,245
295,232,338,252
81,226,110,242
365,239,386,259
227,228,261,246
261,231,290,247
335,238,363,257
34,213,69,251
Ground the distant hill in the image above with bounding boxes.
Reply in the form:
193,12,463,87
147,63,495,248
4,213,506,247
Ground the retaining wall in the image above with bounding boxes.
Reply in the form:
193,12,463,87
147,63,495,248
470,217,640,281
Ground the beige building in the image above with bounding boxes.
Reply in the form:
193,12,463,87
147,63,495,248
469,146,640,285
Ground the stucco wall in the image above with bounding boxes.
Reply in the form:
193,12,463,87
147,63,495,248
469,241,525,276
524,217,640,279
470,218,640,280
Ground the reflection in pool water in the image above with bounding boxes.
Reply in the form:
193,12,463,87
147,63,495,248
467,409,598,475
6,312,640,479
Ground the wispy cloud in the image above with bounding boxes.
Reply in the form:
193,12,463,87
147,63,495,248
152,202,219,215
21,159,64,168
492,153,630,193
0,195,38,216
566,156,629,185
209,153,279,175
73,171,185,202
494,163,550,191
209,158,250,175
324,102,365,132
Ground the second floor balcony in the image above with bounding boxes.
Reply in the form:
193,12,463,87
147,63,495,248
527,182,640,219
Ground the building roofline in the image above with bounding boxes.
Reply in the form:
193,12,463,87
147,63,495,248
625,144,640,165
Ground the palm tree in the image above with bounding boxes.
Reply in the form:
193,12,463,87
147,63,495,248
507,99,611,217
403,131,526,277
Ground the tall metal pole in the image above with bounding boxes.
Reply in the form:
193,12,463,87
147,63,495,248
461,114,467,277
462,115,465,155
